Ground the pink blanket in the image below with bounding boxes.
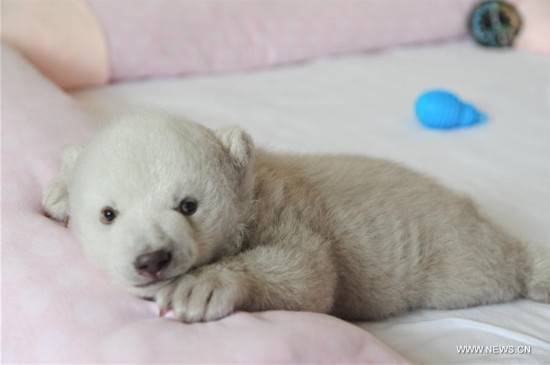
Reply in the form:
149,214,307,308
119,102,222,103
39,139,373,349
1,43,407,364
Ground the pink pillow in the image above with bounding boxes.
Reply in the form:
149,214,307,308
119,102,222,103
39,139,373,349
87,0,481,81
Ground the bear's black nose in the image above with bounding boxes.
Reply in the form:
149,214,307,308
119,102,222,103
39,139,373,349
134,249,172,277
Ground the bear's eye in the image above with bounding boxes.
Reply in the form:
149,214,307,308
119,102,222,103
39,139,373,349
100,207,117,224
178,198,198,216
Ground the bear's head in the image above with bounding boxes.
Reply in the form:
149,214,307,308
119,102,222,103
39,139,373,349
42,112,255,297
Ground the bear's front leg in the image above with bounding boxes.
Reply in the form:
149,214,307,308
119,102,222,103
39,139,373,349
156,235,337,323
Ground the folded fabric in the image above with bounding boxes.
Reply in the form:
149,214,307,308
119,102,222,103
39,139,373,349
2,0,483,89
87,0,481,81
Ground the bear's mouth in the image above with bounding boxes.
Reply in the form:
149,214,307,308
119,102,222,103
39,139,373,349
134,275,179,288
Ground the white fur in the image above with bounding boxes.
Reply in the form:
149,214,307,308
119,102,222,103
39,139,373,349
43,112,550,322
42,145,83,221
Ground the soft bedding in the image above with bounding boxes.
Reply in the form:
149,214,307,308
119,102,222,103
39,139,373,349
2,39,549,365
72,41,550,364
1,0,485,89
86,0,481,81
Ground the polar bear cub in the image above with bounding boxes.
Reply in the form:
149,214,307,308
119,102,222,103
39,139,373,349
43,112,550,323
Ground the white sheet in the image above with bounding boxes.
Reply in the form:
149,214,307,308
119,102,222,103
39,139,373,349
73,41,550,364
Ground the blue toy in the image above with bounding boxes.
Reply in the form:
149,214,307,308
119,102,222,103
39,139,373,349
414,90,486,130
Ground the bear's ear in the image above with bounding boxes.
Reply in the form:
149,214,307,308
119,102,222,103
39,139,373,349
215,126,255,168
42,145,83,223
